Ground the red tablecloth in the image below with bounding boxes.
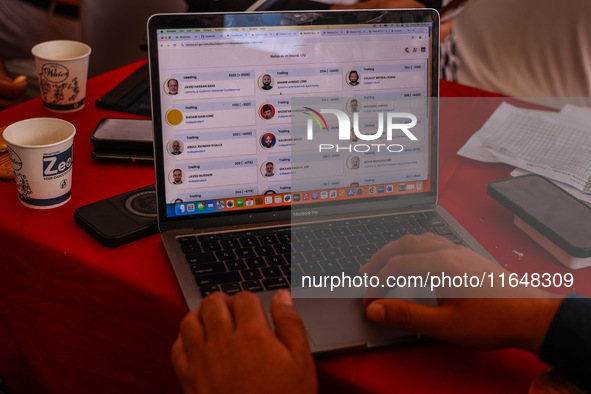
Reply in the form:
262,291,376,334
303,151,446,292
0,62,587,393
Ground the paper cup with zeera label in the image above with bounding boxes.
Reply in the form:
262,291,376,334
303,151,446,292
4,118,75,209
31,40,91,112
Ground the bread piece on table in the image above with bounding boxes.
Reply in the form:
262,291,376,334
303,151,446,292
0,152,14,179
0,126,7,153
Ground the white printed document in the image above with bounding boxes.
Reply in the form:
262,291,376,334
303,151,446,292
458,102,591,198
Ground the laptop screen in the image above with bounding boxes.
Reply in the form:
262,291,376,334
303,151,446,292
148,10,439,224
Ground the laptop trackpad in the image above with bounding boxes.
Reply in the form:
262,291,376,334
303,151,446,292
294,298,418,352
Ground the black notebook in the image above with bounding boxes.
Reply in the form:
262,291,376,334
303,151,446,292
96,62,152,117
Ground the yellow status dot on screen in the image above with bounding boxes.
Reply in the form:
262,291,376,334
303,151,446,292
166,109,183,126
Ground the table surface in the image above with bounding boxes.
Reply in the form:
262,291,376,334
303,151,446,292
1,60,589,394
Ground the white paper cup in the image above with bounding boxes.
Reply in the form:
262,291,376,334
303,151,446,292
4,118,76,209
31,40,91,112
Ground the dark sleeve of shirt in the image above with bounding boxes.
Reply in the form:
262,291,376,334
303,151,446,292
186,0,442,12
186,0,331,12
538,293,591,392
416,0,443,8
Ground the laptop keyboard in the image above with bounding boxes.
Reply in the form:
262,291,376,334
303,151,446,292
177,212,464,298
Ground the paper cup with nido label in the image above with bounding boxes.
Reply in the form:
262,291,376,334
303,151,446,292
4,118,75,209
32,40,91,112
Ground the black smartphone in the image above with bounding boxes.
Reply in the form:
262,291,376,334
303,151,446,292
90,118,154,162
74,185,159,247
488,174,591,268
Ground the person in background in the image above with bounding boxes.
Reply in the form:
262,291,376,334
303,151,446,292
172,169,183,185
452,0,591,100
347,70,360,86
262,133,276,148
264,162,275,177
260,74,273,90
0,0,81,107
167,79,179,95
262,104,274,120
349,98,358,113
171,140,182,155
330,0,457,81
185,0,457,82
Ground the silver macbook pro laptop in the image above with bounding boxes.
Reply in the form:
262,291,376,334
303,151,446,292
147,9,493,353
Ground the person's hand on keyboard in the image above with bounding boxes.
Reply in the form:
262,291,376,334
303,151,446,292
360,233,562,354
171,290,317,394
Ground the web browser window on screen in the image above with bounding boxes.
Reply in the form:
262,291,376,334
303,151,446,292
156,18,434,218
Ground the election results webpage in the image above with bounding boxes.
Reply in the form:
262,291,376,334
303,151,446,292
155,22,433,217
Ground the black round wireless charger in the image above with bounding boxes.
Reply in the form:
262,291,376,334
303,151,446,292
125,190,157,217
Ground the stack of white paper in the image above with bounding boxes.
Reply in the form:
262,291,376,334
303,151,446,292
458,102,591,203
